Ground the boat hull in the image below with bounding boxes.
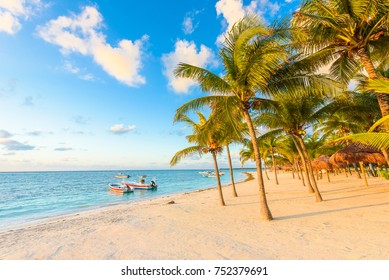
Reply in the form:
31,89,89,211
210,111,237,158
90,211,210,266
109,183,133,193
124,182,157,190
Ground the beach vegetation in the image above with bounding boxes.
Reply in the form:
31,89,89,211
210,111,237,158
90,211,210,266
173,13,339,220
292,0,389,116
171,1,389,219
170,112,227,206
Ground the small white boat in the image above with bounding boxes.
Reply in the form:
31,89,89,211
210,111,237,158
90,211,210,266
114,173,130,179
109,183,133,193
124,175,157,190
200,171,225,177
109,173,133,193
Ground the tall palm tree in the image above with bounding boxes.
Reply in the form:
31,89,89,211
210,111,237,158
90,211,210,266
170,112,226,206
292,0,389,116
174,15,336,220
175,96,245,197
256,94,336,201
208,97,247,197
174,16,285,221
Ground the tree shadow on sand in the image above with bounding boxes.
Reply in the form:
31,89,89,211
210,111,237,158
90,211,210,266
276,202,389,220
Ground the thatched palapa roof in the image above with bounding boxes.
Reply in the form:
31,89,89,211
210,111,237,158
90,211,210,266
311,155,332,170
329,143,386,165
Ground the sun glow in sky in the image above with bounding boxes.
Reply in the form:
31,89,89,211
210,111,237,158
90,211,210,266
0,0,298,171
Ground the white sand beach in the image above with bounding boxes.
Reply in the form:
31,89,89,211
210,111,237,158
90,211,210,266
0,171,388,260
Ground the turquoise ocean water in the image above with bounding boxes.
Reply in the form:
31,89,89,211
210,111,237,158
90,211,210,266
0,169,254,229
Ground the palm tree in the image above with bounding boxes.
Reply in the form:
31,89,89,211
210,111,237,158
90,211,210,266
257,133,282,185
174,15,336,220
292,0,389,116
208,97,247,197
170,112,226,206
239,137,271,181
175,16,285,221
256,94,336,201
276,135,305,183
315,92,381,140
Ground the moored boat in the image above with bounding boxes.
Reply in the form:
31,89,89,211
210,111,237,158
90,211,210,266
109,183,133,193
200,171,225,177
124,175,157,190
114,173,130,179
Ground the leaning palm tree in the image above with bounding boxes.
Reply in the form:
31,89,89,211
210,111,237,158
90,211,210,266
174,15,336,220
170,112,226,206
256,94,334,201
208,97,247,197
292,0,389,116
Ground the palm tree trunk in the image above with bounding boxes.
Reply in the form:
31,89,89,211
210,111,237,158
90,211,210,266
296,159,306,186
294,158,301,179
226,144,238,197
264,163,270,180
270,150,279,185
211,151,225,206
357,48,389,116
242,109,272,221
381,149,389,165
291,135,314,193
297,135,323,202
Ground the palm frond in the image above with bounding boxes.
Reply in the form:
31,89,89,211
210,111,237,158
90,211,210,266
368,115,389,132
170,146,203,166
332,132,389,150
174,96,227,123
174,63,232,95
365,77,389,93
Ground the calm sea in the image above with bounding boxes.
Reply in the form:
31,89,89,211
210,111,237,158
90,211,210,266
0,168,254,229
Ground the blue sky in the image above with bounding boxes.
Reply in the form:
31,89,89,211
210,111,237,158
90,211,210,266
0,0,298,171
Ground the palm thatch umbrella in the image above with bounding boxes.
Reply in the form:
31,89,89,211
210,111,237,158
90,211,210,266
281,165,293,171
312,155,332,170
311,155,332,182
329,144,386,186
329,144,386,165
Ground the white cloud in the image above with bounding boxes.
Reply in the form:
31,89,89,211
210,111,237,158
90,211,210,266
71,115,88,125
215,0,281,43
22,96,34,106
0,138,34,150
54,147,73,152
109,124,136,134
37,6,148,87
64,61,80,74
0,129,13,138
162,40,216,94
182,10,201,35
182,16,194,35
27,130,53,136
0,0,41,34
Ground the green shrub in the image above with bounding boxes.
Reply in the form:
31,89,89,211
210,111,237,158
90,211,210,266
380,170,389,180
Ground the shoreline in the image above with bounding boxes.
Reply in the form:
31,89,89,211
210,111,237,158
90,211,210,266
0,172,254,233
1,171,388,260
